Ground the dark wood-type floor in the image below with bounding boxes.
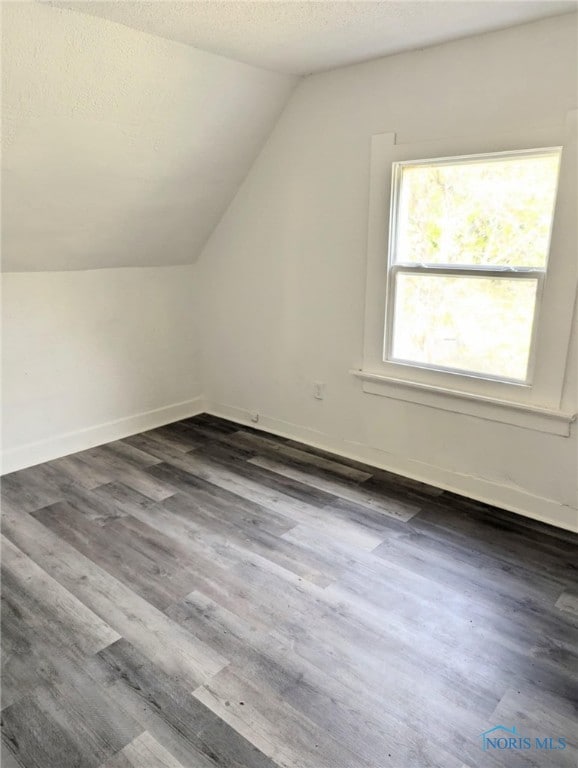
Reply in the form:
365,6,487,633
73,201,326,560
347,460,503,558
1,414,577,768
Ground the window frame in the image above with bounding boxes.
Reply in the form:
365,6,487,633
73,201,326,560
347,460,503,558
384,147,561,386
354,116,577,436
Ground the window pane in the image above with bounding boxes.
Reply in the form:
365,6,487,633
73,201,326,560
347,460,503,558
395,152,560,268
391,274,538,380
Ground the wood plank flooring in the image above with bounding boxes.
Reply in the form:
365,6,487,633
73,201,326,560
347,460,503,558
1,413,577,767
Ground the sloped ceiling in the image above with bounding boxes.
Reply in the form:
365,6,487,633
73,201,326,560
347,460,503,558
1,2,296,271
4,2,574,272
50,0,576,76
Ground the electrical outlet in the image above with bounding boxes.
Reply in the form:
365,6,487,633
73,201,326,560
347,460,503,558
313,382,325,400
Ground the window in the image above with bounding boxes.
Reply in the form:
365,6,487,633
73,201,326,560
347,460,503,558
385,149,561,384
356,119,577,435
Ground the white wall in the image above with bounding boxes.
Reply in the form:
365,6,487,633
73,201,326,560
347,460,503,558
198,14,578,531
1,267,203,472
1,2,294,471
2,2,295,271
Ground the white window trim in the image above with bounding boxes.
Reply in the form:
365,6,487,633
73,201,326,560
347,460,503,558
354,114,577,436
349,369,575,436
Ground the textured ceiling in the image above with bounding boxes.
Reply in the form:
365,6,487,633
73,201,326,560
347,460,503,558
50,0,577,75
3,2,295,271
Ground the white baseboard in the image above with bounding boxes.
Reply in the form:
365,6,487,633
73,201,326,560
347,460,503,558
4,395,576,533
207,401,578,534
1,396,206,475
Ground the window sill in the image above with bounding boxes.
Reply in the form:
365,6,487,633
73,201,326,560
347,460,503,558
350,369,576,436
